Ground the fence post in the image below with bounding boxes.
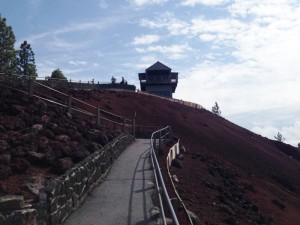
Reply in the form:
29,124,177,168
29,78,34,97
68,94,72,113
159,131,161,149
97,108,101,126
123,117,126,133
132,119,135,138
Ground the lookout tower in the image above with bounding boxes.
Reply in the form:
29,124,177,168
138,61,178,98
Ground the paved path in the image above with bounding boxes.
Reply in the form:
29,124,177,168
63,139,155,225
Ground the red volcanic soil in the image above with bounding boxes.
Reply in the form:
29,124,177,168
1,88,300,225
78,90,300,225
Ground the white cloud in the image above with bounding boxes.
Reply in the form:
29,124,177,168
27,0,41,7
69,60,88,66
98,0,108,9
140,13,189,36
228,0,299,18
199,33,217,41
131,0,168,6
181,0,229,6
132,34,160,45
136,43,192,59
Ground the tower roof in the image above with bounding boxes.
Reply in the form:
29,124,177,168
146,61,171,71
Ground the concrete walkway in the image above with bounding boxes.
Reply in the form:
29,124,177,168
63,139,155,225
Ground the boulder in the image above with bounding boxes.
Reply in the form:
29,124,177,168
10,146,26,158
61,145,72,157
99,134,109,145
86,142,101,153
55,134,71,142
53,158,74,174
41,114,49,123
27,151,45,164
0,164,11,180
0,195,24,211
0,154,11,165
86,130,99,142
22,175,46,196
37,136,49,150
176,153,184,160
42,129,55,139
0,140,9,152
72,146,90,163
11,158,30,173
46,123,57,130
32,124,43,132
49,141,64,158
171,159,182,169
0,125,6,133
14,118,26,129
149,206,160,220
44,148,55,165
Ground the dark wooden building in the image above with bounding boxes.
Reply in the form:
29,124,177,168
138,61,178,98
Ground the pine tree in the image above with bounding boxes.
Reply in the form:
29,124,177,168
0,15,17,74
17,40,37,77
274,132,285,143
212,102,221,116
51,68,67,80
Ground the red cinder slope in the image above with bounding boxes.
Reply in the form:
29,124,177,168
81,90,300,225
1,87,299,224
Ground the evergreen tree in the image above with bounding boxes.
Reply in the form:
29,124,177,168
51,68,67,80
274,132,285,143
0,15,17,74
17,40,37,77
212,102,221,116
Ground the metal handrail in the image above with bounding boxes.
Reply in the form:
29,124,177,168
150,126,179,225
0,74,133,133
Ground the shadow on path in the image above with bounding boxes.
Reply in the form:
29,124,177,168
63,139,155,225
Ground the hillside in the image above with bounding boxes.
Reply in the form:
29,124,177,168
77,90,300,225
0,87,300,225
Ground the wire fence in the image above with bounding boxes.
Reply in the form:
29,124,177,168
137,90,205,111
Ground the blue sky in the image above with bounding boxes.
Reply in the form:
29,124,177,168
1,0,300,146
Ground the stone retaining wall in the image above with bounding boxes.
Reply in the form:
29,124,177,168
0,134,135,225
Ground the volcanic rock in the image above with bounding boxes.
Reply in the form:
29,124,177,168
171,159,182,169
53,157,74,174
0,154,11,165
0,165,11,180
22,175,46,196
27,151,45,164
11,158,30,173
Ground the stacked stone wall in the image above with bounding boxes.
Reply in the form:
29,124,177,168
0,134,135,225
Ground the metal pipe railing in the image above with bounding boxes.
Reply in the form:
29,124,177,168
0,74,133,134
150,126,179,225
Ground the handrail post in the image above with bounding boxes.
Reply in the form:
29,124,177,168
123,117,126,133
132,119,135,138
159,131,161,149
29,78,34,97
97,108,101,126
68,94,72,113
